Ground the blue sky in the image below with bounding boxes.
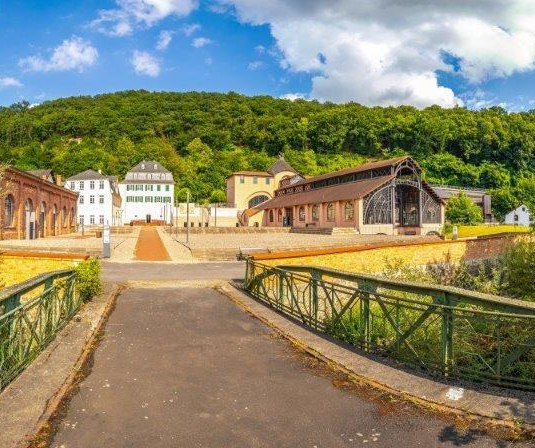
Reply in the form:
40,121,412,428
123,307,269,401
1,1,535,110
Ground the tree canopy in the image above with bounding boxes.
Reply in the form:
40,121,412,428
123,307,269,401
1,90,534,217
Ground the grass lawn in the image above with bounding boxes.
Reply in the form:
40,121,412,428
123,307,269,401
446,225,531,239
0,256,77,289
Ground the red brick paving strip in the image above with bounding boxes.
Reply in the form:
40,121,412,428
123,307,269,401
134,227,171,261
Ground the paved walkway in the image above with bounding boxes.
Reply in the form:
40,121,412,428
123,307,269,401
50,285,524,447
134,227,171,261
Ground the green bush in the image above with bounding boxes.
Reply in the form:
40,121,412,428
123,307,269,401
75,258,102,302
445,192,483,225
500,238,535,301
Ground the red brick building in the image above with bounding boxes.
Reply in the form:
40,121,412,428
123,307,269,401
0,167,78,240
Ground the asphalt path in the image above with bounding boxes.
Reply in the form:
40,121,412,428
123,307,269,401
51,287,526,448
102,261,245,283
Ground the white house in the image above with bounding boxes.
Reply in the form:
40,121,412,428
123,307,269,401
504,204,533,227
65,169,122,227
119,161,175,224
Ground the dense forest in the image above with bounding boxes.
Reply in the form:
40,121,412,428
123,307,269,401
1,90,535,218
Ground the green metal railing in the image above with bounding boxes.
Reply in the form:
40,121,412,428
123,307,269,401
244,259,535,390
0,269,79,390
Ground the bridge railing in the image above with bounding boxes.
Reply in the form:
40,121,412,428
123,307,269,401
244,259,535,390
0,269,79,390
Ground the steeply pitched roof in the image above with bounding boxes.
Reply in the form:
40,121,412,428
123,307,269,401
27,169,53,178
66,169,109,181
254,175,395,210
128,160,170,174
268,157,298,175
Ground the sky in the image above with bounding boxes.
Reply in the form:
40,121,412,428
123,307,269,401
2,0,535,110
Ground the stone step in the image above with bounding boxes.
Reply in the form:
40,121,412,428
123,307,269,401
290,227,359,235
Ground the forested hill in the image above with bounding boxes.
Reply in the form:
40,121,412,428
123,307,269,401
1,90,535,218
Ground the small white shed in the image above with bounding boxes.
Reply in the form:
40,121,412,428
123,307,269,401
504,204,533,226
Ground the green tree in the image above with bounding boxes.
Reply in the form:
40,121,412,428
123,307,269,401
445,193,483,225
209,189,226,204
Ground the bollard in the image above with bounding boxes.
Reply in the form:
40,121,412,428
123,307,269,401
102,224,111,258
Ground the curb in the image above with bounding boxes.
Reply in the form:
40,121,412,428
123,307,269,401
20,283,126,448
218,282,534,440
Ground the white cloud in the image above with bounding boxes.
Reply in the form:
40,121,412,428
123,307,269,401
247,60,263,70
92,0,199,36
219,0,535,108
254,45,266,54
19,36,98,72
131,50,161,76
156,30,173,50
192,37,212,48
0,77,23,88
183,23,201,36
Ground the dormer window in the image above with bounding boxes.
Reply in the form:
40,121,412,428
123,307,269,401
141,163,145,170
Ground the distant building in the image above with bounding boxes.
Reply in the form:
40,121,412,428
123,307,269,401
226,156,302,226
65,169,122,227
242,156,444,235
1,167,77,240
504,204,533,226
431,185,493,222
118,161,174,224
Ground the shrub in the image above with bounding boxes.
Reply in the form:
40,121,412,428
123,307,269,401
76,258,102,302
445,192,483,225
500,237,535,301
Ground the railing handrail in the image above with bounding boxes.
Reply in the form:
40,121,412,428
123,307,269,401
268,263,535,316
0,269,74,305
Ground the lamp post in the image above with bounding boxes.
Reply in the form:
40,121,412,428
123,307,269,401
186,190,190,245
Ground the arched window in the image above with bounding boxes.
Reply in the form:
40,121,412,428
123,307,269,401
298,206,305,221
311,205,319,221
62,206,67,227
25,198,33,213
4,195,14,228
344,202,354,221
248,195,269,208
327,203,335,221
277,209,283,222
269,210,274,223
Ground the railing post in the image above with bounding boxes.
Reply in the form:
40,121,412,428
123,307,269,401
360,282,371,352
244,258,251,289
441,292,454,376
278,271,286,311
311,269,320,330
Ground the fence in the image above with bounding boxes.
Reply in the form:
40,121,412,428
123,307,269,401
0,269,79,390
244,259,535,390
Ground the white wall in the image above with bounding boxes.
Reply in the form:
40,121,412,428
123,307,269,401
504,205,533,227
119,182,175,224
65,179,120,226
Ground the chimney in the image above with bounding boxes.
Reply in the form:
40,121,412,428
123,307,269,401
56,175,63,186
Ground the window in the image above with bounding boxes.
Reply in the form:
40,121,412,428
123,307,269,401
145,185,153,191
62,206,67,227
327,203,335,221
299,206,305,221
89,180,95,190
99,180,105,189
265,178,271,185
90,215,95,224
79,215,84,225
90,195,95,204
99,195,104,204
79,195,84,204
248,195,269,208
4,195,14,228
240,175,245,184
145,196,153,202
70,182,75,189
99,215,105,225
344,202,354,221
79,181,84,190
312,205,319,221
157,185,161,191
269,210,274,223
253,176,258,184
165,185,170,191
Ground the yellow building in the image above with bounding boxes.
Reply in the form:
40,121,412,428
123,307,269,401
226,157,302,226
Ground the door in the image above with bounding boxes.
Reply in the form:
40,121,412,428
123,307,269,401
146,214,151,224
284,207,293,227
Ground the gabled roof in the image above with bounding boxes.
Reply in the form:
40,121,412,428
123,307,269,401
128,160,170,174
66,169,109,181
231,171,271,177
27,169,53,179
268,157,298,175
